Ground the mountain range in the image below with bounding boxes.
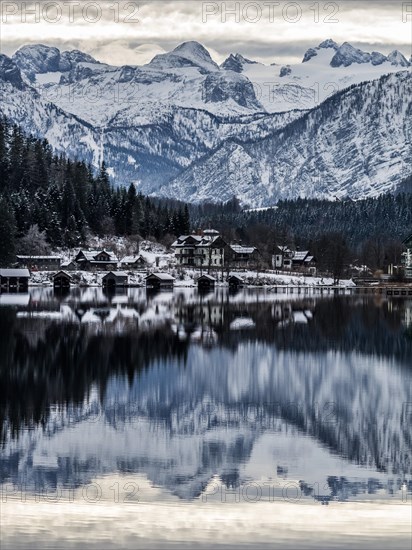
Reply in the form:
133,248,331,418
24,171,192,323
0,40,411,206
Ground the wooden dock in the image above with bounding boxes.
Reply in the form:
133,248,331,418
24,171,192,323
268,286,412,296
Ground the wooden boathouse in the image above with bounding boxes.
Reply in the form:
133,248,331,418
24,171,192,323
53,271,72,290
102,271,129,289
145,273,175,291
0,269,30,291
197,274,216,291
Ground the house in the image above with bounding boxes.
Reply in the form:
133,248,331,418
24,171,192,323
120,255,147,270
74,250,118,271
228,274,244,289
272,246,316,274
228,244,260,268
172,229,227,268
53,271,72,290
0,269,30,291
145,272,175,291
197,274,216,291
60,260,77,271
102,271,129,289
402,233,412,279
16,255,61,271
272,246,294,270
292,251,316,273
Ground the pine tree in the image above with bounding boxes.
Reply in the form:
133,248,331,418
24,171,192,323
0,197,17,266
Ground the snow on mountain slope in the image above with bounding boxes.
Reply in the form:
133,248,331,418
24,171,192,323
234,40,411,112
102,106,304,191
12,40,410,123
148,41,219,73
12,44,102,84
158,71,412,206
2,40,411,201
0,80,101,166
0,51,304,189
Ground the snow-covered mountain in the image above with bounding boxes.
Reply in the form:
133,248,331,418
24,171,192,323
0,40,410,204
160,71,412,206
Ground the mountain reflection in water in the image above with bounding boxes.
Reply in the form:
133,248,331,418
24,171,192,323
0,288,411,506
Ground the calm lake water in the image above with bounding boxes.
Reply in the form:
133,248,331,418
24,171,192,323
0,288,411,549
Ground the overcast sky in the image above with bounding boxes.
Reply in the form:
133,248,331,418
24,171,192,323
1,1,411,65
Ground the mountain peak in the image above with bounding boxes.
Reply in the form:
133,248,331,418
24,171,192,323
172,41,218,68
221,53,257,72
330,42,371,67
12,44,61,81
387,50,410,67
318,39,338,50
149,41,218,73
302,39,338,63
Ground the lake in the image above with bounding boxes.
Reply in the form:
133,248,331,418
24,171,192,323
0,288,411,549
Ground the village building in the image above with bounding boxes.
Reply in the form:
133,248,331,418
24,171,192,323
53,271,72,290
74,250,118,271
272,246,316,274
102,271,129,289
197,274,216,291
228,244,260,268
272,246,294,270
16,255,61,271
60,260,77,271
172,229,226,268
120,255,147,270
402,234,412,279
0,269,30,291
145,272,175,291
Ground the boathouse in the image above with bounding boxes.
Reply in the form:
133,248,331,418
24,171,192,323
0,269,30,291
197,274,216,291
53,271,72,290
228,274,244,289
102,271,129,289
145,273,175,290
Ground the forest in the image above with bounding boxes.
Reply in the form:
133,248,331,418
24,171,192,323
0,115,411,272
0,117,190,264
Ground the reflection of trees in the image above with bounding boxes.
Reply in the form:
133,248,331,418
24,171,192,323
0,321,188,444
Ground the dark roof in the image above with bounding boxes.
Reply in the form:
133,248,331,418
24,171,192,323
53,271,73,279
145,272,175,281
120,255,145,263
17,255,61,260
197,274,216,281
228,274,244,282
102,271,128,278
